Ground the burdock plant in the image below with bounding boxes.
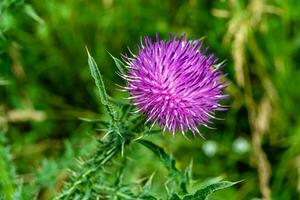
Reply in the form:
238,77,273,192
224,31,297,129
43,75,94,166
56,33,237,200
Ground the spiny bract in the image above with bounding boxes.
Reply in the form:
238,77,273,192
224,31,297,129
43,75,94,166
122,33,228,136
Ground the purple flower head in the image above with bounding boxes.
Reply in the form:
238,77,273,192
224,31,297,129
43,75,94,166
122,33,228,136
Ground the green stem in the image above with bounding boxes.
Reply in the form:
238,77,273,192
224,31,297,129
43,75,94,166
56,138,122,199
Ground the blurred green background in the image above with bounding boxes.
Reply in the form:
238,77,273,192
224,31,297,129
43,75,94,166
1,0,300,199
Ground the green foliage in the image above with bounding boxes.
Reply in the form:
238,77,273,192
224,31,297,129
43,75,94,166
86,48,119,122
0,0,41,53
0,131,16,200
0,128,24,200
1,0,300,199
168,181,237,200
107,51,128,75
54,53,236,199
181,181,238,200
138,139,179,175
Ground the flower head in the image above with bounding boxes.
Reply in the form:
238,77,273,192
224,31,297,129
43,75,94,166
122,33,228,135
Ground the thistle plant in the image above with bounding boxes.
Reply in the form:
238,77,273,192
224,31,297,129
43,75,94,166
123,33,227,135
56,33,236,200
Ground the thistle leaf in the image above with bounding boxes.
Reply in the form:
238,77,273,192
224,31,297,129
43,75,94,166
86,47,119,121
138,139,178,174
107,51,127,74
86,47,109,106
182,181,239,200
181,160,193,194
78,117,109,126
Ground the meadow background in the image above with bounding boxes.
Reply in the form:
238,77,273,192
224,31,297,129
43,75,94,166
1,0,300,199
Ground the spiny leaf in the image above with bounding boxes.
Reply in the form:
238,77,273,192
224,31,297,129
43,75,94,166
114,159,126,186
181,160,193,194
107,51,127,75
138,139,178,174
120,104,133,121
86,47,109,106
182,181,239,200
78,117,109,125
86,47,119,121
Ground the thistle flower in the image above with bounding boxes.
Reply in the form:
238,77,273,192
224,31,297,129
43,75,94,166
122,33,228,135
